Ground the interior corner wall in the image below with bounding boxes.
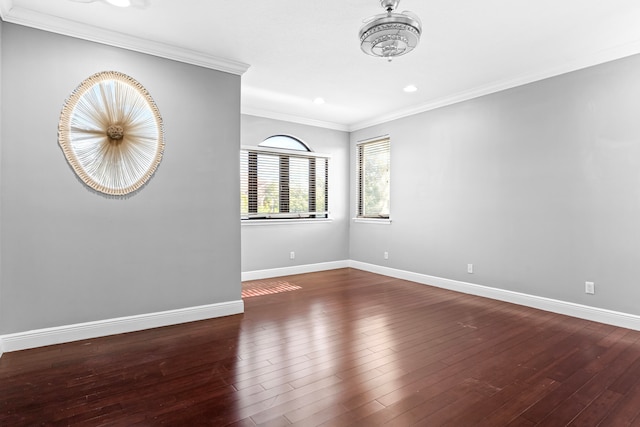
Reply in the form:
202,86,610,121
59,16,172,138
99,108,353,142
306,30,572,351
0,18,4,341
240,115,350,273
0,23,241,335
350,53,640,316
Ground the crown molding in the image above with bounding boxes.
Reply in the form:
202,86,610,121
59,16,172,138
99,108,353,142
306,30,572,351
0,0,250,75
0,0,10,17
350,39,640,131
241,107,350,132
4,0,640,133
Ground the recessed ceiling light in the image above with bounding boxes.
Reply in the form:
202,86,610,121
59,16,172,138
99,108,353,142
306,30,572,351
105,0,131,7
313,97,325,105
403,85,418,93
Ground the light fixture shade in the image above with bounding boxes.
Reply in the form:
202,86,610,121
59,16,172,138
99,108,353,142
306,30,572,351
359,0,422,60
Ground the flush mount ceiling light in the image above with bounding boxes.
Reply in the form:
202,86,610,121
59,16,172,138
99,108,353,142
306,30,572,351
359,0,422,61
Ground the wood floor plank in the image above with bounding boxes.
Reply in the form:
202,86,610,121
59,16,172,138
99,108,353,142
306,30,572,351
567,389,624,426
599,379,640,426
1,268,640,426
474,378,559,426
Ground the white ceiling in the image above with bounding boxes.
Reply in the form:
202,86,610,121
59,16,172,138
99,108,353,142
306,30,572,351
2,0,640,131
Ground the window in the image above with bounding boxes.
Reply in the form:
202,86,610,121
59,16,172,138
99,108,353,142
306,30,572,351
259,134,312,151
241,135,329,220
357,137,390,218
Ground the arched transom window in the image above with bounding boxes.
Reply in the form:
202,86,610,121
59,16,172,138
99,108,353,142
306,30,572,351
259,135,311,152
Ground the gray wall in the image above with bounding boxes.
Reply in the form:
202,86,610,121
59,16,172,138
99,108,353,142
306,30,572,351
3,18,638,336
0,23,241,334
350,53,640,316
241,115,350,272
0,18,3,332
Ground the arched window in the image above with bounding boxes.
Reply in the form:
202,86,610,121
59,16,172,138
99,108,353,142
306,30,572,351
259,135,311,152
241,135,329,220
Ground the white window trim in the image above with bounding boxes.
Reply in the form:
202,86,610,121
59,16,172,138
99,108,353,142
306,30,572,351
356,135,391,221
353,217,392,225
241,145,331,159
240,144,331,222
242,218,333,226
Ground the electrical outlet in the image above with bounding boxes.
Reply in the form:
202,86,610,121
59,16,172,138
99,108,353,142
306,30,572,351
585,281,595,295
467,264,473,274
384,251,389,260
290,251,295,260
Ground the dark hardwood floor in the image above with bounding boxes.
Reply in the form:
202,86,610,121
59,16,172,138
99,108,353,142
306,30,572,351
2,268,640,426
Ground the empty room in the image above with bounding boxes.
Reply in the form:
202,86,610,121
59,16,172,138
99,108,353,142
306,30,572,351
1,0,640,425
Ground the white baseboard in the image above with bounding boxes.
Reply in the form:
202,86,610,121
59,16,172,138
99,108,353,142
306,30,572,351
350,260,640,331
0,300,244,356
242,260,350,281
3,260,639,359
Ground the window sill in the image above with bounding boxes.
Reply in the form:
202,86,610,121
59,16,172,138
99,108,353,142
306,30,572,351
242,218,333,226
353,218,392,225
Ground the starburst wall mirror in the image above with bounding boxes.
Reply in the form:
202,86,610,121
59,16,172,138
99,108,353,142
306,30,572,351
58,71,164,195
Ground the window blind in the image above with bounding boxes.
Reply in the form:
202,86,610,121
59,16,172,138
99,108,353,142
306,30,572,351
241,147,329,219
357,137,390,218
